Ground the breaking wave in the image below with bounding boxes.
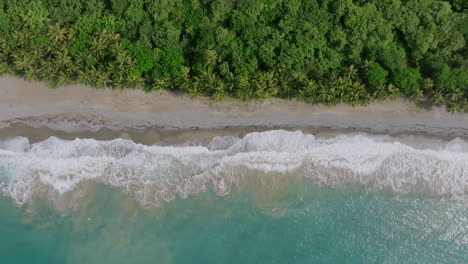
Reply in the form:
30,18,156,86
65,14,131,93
0,130,467,207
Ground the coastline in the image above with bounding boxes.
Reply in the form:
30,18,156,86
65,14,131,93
0,76,467,137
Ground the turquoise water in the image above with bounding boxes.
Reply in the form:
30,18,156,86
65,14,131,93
1,184,467,264
0,131,467,263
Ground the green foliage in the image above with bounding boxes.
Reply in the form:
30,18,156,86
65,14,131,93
110,0,129,16
0,0,466,110
364,62,388,87
0,9,10,32
124,38,154,74
434,64,468,109
377,43,407,71
42,0,85,24
447,0,467,12
392,67,422,96
153,48,184,78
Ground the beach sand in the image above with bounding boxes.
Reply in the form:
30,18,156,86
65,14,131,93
0,76,467,137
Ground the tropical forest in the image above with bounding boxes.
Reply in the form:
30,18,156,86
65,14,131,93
0,0,467,110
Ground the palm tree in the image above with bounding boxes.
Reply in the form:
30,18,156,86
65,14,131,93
372,84,387,100
47,23,69,43
66,28,76,41
29,48,46,64
447,88,464,103
24,66,41,81
0,62,10,75
212,77,226,101
428,90,444,105
224,75,236,96
188,76,203,97
235,75,253,101
275,68,295,99
0,35,10,53
52,70,73,86
11,30,28,47
318,83,335,104
204,49,218,73
263,71,278,97
19,5,50,30
111,70,126,89
344,64,358,80
91,33,108,59
174,66,191,91
12,52,33,71
92,68,110,88
77,69,94,86
350,81,370,105
39,58,59,80
115,52,133,69
386,83,400,99
297,80,319,103
49,47,72,72
251,72,277,100
125,73,144,88
152,78,170,91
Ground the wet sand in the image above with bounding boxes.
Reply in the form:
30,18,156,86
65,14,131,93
0,76,467,137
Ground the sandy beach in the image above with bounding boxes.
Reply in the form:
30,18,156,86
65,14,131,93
0,76,467,137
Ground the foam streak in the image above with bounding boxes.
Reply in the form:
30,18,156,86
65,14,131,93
0,130,467,206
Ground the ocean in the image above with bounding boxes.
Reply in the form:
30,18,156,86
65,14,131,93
0,130,467,263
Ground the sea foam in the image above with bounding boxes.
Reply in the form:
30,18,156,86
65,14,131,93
0,130,467,206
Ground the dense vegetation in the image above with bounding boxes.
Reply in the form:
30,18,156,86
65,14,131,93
0,0,467,110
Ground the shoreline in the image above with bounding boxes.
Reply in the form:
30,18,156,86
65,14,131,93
0,76,468,137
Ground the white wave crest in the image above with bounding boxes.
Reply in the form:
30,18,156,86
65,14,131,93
0,130,467,206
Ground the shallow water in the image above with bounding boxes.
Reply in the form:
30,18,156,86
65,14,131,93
0,130,467,263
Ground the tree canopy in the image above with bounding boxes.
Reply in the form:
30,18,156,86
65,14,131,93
0,0,467,110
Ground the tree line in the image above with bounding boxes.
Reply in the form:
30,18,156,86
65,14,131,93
0,0,466,110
